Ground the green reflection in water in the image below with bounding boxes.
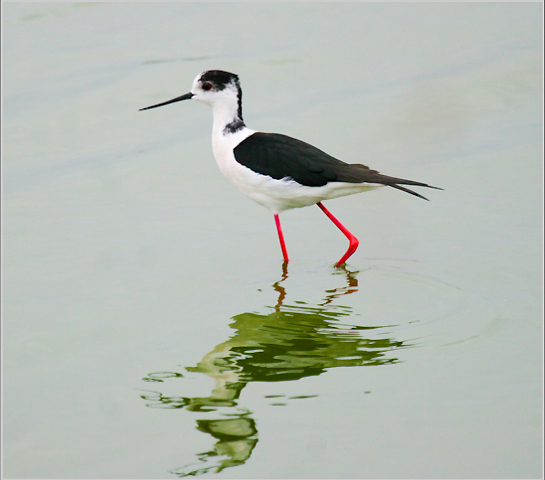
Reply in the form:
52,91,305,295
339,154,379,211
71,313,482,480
140,265,410,477
169,415,258,477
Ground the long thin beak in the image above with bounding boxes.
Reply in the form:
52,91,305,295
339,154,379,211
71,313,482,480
139,92,194,111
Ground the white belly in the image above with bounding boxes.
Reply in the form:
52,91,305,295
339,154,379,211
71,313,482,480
212,128,381,214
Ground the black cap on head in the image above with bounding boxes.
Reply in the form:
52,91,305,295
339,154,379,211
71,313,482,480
199,70,239,90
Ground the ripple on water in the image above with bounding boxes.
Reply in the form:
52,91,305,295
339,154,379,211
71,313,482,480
138,259,498,476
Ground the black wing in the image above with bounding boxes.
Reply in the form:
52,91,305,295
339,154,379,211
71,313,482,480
233,133,440,200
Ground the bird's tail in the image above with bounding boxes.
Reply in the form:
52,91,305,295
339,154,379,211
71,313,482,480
338,164,442,200
389,182,442,201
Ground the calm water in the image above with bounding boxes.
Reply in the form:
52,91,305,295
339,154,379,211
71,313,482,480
3,3,543,478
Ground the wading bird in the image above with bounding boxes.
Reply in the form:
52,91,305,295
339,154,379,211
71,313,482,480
141,70,440,266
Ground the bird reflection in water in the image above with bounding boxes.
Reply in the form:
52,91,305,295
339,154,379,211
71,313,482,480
140,264,409,477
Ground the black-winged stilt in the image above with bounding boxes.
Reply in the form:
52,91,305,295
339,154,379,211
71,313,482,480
140,70,440,266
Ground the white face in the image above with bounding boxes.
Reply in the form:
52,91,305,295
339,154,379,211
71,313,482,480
189,72,239,106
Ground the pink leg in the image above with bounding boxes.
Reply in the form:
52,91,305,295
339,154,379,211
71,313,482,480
317,202,359,266
274,214,289,263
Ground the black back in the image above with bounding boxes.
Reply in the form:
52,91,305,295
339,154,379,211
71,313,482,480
234,133,354,186
234,132,436,193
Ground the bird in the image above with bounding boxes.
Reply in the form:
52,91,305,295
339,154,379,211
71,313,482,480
140,70,440,266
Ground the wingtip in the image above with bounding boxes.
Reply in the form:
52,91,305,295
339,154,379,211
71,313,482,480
390,184,430,200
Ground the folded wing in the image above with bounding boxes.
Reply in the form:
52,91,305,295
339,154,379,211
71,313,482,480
233,132,440,200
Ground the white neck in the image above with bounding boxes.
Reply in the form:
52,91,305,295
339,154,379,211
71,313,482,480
210,98,255,173
210,98,243,138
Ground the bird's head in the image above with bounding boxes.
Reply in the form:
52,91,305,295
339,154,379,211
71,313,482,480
140,70,242,113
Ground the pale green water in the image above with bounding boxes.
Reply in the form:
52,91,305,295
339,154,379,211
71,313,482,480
3,3,543,478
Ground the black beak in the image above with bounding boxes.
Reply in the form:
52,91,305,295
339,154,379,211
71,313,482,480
139,92,194,111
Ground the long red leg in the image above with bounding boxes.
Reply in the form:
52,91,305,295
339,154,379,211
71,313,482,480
274,214,289,263
317,202,359,266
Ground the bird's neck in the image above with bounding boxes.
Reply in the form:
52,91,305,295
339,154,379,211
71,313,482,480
210,99,255,167
211,98,245,138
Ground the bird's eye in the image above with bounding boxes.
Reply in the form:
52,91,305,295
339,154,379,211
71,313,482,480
202,82,212,91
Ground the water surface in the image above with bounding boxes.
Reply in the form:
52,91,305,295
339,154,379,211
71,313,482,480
3,3,542,478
